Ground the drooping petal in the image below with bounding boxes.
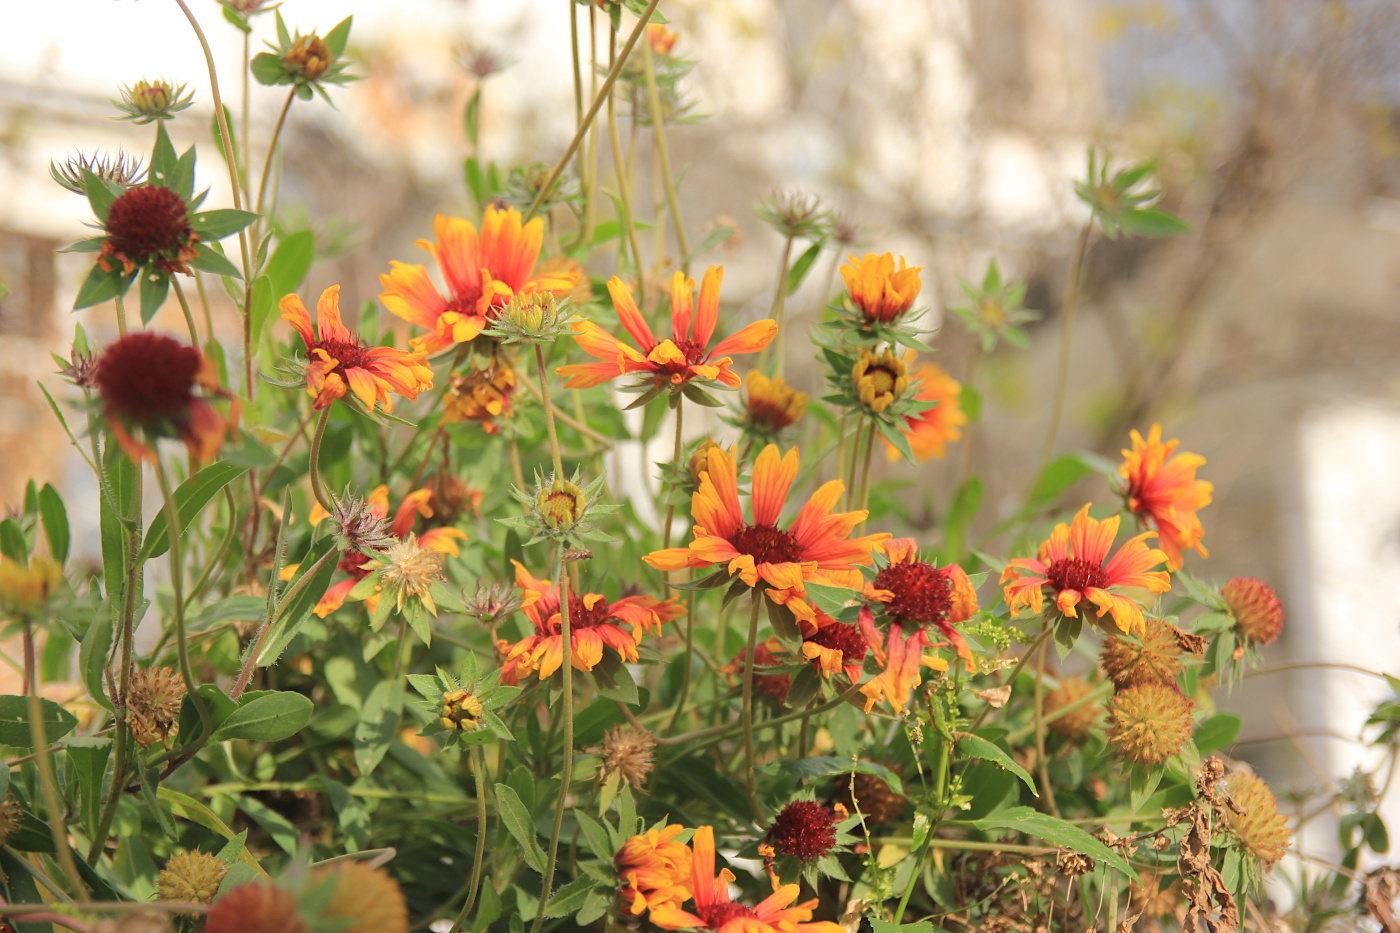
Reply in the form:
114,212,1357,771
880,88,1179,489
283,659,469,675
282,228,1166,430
605,276,657,351
315,285,352,342
278,293,316,348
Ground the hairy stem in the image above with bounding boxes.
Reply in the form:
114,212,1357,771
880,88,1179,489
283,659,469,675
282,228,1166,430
534,344,566,480
529,554,574,933
1033,638,1060,818
450,744,490,933
308,406,334,513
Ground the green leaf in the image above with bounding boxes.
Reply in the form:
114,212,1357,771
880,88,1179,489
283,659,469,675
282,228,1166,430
80,601,115,713
573,809,613,861
191,209,259,240
757,757,905,795
265,231,316,303
968,807,1137,880
786,241,824,296
150,123,180,189
0,696,76,747
81,169,122,223
37,483,69,563
73,262,129,311
1193,713,1241,755
139,761,177,839
251,52,288,87
1026,453,1100,510
941,477,981,564
494,783,547,873
256,538,340,667
248,275,276,347
188,242,243,279
766,598,803,653
323,16,353,57
1119,207,1191,238
65,737,112,839
870,919,936,933
353,680,402,777
543,876,596,918
0,519,26,565
139,270,170,324
959,383,982,422
215,690,313,741
140,461,248,560
804,580,862,619
956,734,1037,796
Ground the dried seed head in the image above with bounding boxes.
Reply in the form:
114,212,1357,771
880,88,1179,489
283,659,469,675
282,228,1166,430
1105,682,1194,765
832,770,907,826
1045,675,1100,742
766,800,840,862
1221,577,1284,646
327,490,394,554
754,189,832,241
1224,771,1291,868
585,724,656,790
376,534,444,613
127,665,186,749
1099,615,1183,688
1129,872,1182,919
313,861,409,933
1056,850,1094,878
454,42,514,79
157,850,228,906
465,580,521,626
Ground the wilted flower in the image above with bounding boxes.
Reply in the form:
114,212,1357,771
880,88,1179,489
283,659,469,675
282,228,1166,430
1119,424,1213,571
368,534,444,615
314,861,409,933
1221,577,1284,647
50,151,146,195
252,13,358,103
128,665,186,749
1099,615,1184,688
766,801,840,863
325,489,395,554
0,557,64,619
157,851,228,906
615,824,693,917
204,883,304,933
1045,675,1100,741
832,771,906,826
57,346,99,389
586,723,657,790
443,359,517,433
113,78,194,124
455,42,514,79
0,797,22,845
852,348,908,414
1223,771,1291,868
754,189,832,241
465,580,522,627
840,253,922,326
1105,682,1194,765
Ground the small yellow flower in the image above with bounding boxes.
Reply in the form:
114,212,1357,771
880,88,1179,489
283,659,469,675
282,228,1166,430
0,558,63,618
537,477,586,530
374,534,444,614
852,348,908,414
439,689,485,731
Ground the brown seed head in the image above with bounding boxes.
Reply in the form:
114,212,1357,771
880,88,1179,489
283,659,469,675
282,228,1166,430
313,861,408,933
1224,771,1291,868
465,580,522,626
128,665,186,749
1221,577,1284,646
832,770,907,825
1105,682,1194,765
1044,675,1100,741
157,850,228,905
327,490,394,554
584,723,656,790
205,883,304,933
1099,615,1183,688
96,333,203,423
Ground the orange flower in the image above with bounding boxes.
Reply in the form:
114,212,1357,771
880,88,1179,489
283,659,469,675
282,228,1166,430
863,538,978,671
443,358,517,434
378,207,580,355
615,825,693,917
1119,424,1213,571
281,286,433,412
884,363,966,461
498,561,683,685
743,370,807,436
647,827,844,933
798,608,870,684
856,623,950,714
840,252,922,325
648,23,678,56
1000,505,1171,637
643,445,890,625
557,267,776,390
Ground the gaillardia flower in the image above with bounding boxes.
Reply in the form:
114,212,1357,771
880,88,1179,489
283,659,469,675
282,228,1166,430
1105,682,1194,765
281,286,433,412
840,252,922,326
314,861,409,933
798,609,869,684
765,801,840,863
741,370,807,438
95,332,235,464
379,207,580,355
498,561,682,684
1223,771,1291,868
1221,576,1284,646
884,362,966,462
851,348,908,414
157,851,227,906
644,445,889,625
1119,424,1213,570
616,825,693,917
558,267,776,390
1001,504,1171,637
443,358,517,433
205,883,304,933
648,826,843,933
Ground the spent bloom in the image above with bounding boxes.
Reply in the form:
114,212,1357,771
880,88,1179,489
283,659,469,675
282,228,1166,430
1105,682,1194,765
443,359,517,434
313,861,409,933
1119,424,1213,570
559,267,776,392
157,851,228,906
1099,614,1185,688
840,252,922,326
1045,675,1101,741
1221,577,1284,647
362,534,444,615
740,370,807,439
281,286,433,413
128,665,186,749
586,724,657,791
884,362,966,462
1001,504,1172,637
50,151,145,195
1223,771,1291,868
765,801,840,863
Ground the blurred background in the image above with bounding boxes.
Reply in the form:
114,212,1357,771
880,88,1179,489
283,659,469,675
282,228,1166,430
3,0,1400,879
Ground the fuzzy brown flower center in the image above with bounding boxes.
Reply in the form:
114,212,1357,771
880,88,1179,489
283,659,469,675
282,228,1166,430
313,335,376,379
730,523,803,565
105,186,191,266
873,559,951,629
807,621,867,664
766,800,839,862
96,332,202,421
563,594,612,632
1045,557,1110,594
698,902,760,929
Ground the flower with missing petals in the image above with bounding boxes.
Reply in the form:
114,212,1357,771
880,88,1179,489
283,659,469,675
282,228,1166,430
204,883,304,933
586,723,657,791
765,801,839,863
1223,771,1291,868
128,666,186,749
366,534,444,615
1105,682,1194,765
1221,577,1284,647
616,825,693,917
157,851,228,906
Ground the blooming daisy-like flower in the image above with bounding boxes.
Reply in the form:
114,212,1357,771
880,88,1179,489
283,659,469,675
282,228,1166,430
765,801,840,863
857,621,950,713
557,267,776,390
498,561,683,684
95,332,235,464
798,609,869,684
281,286,433,412
643,445,890,625
1119,424,1213,570
648,826,844,933
840,252,922,326
616,824,694,917
1000,504,1172,637
379,207,580,355
883,362,966,462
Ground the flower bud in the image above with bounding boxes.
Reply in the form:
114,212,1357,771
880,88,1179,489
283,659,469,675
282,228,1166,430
537,477,586,530
114,79,194,124
0,558,63,618
852,348,908,414
439,689,484,731
283,35,331,80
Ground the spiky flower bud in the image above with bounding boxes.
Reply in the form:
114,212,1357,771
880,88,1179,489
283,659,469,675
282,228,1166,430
205,883,304,933
852,348,909,414
454,42,514,79
50,151,146,195
1221,577,1284,647
485,292,574,345
1105,682,1194,765
439,689,484,731
157,850,228,906
113,79,194,124
313,861,408,933
754,189,832,241
584,724,656,791
1099,615,1183,688
1224,771,1291,868
766,800,840,863
465,581,522,627
57,347,99,389
327,490,394,554
1045,675,1100,741
128,666,186,749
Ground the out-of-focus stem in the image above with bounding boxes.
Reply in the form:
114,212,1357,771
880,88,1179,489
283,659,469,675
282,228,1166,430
255,89,297,222
766,235,795,378
640,39,688,271
154,458,212,746
449,745,490,933
661,401,683,550
1039,218,1093,467
1033,638,1060,818
25,633,88,901
740,595,764,822
114,292,128,337
172,278,199,346
529,557,574,933
606,25,643,273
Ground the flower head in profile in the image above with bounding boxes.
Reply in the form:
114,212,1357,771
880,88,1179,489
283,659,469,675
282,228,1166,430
443,358,518,434
884,363,966,462
281,286,433,413
1001,504,1171,637
840,252,922,326
1119,424,1212,570
616,825,693,918
1224,771,1291,868
252,13,359,103
50,150,146,195
797,609,869,684
648,826,843,933
739,370,807,440
95,332,236,464
113,78,194,124
558,267,776,393
644,445,889,626
498,561,682,684
380,206,580,355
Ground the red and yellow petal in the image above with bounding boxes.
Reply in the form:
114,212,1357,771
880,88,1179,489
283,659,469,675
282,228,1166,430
750,445,799,526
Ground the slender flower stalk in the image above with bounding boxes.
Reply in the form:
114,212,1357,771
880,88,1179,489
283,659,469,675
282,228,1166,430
153,458,212,747
641,38,688,270
1033,638,1060,818
607,26,643,273
741,594,765,821
767,234,794,378
254,88,297,232
308,407,334,512
172,277,199,346
1039,218,1093,467
450,745,489,933
25,624,88,901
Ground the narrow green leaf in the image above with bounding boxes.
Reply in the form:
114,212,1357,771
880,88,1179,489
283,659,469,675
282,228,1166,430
188,242,242,279
249,275,275,347
65,738,112,839
756,756,905,795
968,807,1137,880
265,231,316,302
73,262,128,311
80,600,115,713
139,271,170,324
37,483,69,563
191,209,259,240
140,461,248,560
214,690,314,741
494,783,547,873
1119,207,1191,238
0,519,26,565
1193,713,1242,755
353,680,402,777
786,241,824,295
956,734,1037,796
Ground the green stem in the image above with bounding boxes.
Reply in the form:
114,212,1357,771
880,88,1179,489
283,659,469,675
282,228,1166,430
1033,638,1060,818
114,291,128,336
957,344,981,487
308,407,334,513
172,278,199,346
740,594,765,822
661,401,683,550
606,25,643,273
569,0,584,182
254,89,297,222
767,235,794,378
529,554,574,933
893,737,948,924
154,458,212,747
664,583,695,735
640,39,688,270
25,623,88,901
855,420,876,532
843,416,866,511
194,270,215,340
184,486,237,609
534,344,566,479
449,745,490,933
524,0,663,221
965,625,1053,737
1038,218,1093,467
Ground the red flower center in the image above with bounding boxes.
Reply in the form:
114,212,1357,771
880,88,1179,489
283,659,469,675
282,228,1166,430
562,594,611,632
766,800,839,862
445,284,511,323
95,332,202,421
872,559,951,629
313,335,376,379
1045,557,1110,594
698,902,760,929
806,621,867,664
730,523,803,565
337,549,372,579
104,186,191,266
